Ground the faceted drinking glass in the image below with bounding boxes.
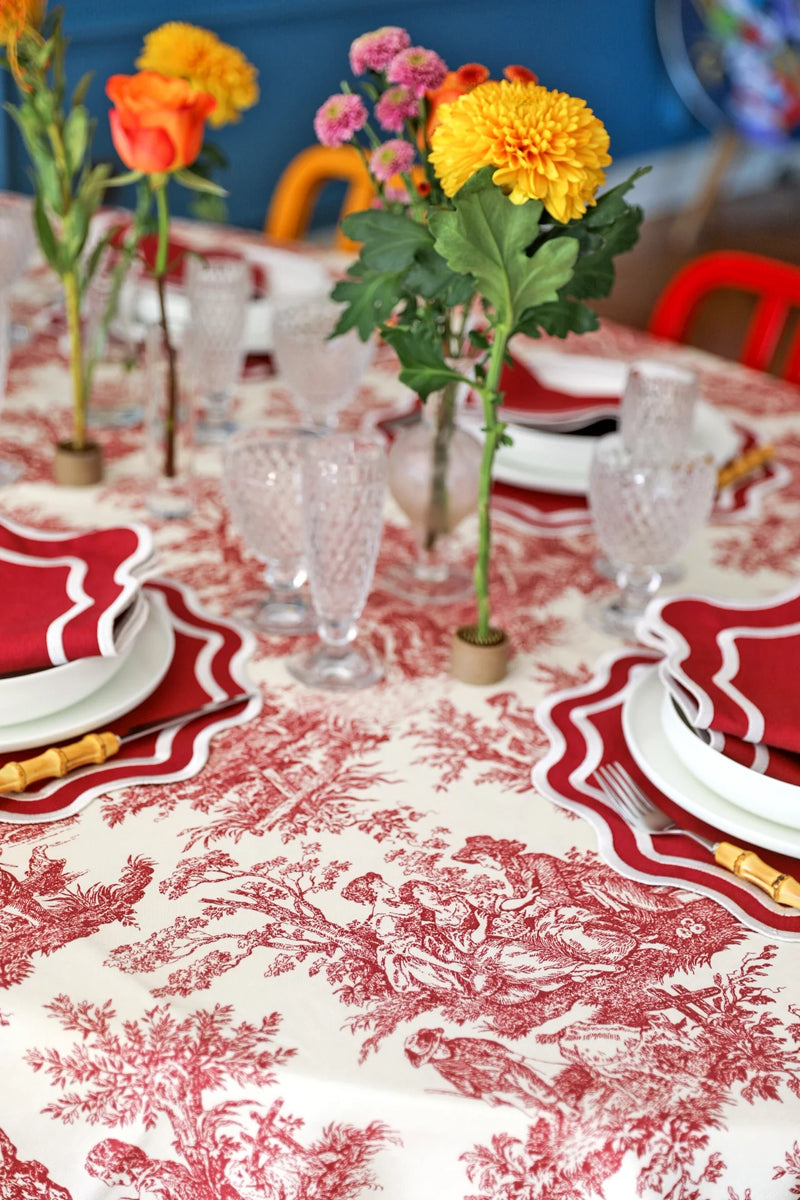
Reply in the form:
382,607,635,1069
586,433,716,637
289,434,388,689
620,358,698,463
271,295,374,429
222,427,319,634
185,255,250,442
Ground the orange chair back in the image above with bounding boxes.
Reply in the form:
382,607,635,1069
647,250,800,383
264,145,375,253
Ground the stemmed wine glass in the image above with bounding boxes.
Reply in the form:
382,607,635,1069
586,433,716,637
221,428,319,635
289,434,388,689
185,255,250,442
596,358,700,585
271,295,374,429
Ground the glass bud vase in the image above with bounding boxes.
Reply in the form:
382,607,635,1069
143,325,196,520
382,385,482,604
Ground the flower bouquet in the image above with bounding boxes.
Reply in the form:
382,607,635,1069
315,27,647,682
105,22,257,516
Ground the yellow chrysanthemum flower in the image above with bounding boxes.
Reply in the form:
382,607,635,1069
429,79,611,224
137,22,258,128
0,0,44,46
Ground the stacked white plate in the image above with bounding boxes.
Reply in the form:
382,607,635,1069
622,666,800,856
460,351,742,494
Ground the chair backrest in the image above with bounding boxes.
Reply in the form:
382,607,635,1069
264,145,375,253
647,250,800,383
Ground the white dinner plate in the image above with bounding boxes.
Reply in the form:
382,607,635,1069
466,399,742,495
0,592,174,753
622,664,800,856
659,682,800,831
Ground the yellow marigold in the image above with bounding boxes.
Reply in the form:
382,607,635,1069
137,21,258,128
429,78,611,224
0,0,44,46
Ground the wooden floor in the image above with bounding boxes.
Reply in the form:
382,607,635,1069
592,175,800,367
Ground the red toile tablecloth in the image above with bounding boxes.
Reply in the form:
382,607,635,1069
1,212,800,1199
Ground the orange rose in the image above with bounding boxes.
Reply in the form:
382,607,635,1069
106,70,216,175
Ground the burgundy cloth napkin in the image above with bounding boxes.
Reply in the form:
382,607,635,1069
0,519,154,675
641,585,800,782
109,227,267,296
497,355,619,426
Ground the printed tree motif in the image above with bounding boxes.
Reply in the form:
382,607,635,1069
456,948,800,1199
405,691,549,793
0,849,154,987
26,996,397,1199
107,838,746,1058
101,697,414,848
774,1141,800,1196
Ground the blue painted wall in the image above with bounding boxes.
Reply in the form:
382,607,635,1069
2,0,704,230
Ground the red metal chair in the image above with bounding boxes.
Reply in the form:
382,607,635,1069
647,250,800,383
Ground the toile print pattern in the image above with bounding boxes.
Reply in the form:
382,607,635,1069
0,216,798,1198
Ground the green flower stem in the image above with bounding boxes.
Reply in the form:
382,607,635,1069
153,181,178,479
48,119,87,451
63,268,85,451
473,324,509,640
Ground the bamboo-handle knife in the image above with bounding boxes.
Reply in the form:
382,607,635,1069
0,692,256,794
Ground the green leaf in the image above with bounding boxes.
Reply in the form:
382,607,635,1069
330,271,404,341
429,170,578,327
341,208,434,272
33,155,63,215
105,169,144,188
32,195,61,272
172,167,227,197
584,166,651,228
63,105,90,176
71,71,94,109
78,162,112,216
516,299,599,339
380,325,469,399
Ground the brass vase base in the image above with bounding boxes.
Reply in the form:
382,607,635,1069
53,440,103,486
450,625,510,685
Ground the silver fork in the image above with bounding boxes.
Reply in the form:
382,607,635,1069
594,761,800,909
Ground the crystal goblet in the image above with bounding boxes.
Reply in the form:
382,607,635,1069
271,295,374,430
586,433,716,637
185,255,250,442
221,428,319,634
0,197,35,346
620,358,698,463
288,434,388,689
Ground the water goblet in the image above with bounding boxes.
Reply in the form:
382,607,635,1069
586,433,716,638
221,428,319,635
620,358,698,462
271,295,374,429
288,434,388,690
185,254,250,442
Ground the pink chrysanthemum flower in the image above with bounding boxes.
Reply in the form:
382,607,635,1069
313,92,368,147
386,46,448,98
349,26,410,75
375,85,419,133
370,139,416,183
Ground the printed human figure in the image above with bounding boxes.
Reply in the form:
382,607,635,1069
84,1138,216,1200
404,1027,570,1116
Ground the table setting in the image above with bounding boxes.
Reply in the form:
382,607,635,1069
1,12,800,1200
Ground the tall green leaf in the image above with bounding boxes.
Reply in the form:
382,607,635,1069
428,170,578,327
